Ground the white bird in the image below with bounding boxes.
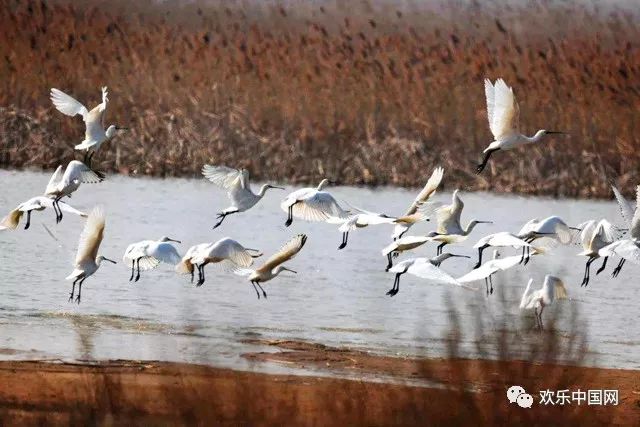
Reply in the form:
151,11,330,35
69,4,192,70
180,238,262,286
50,86,127,164
392,166,444,240
281,179,349,227
430,189,492,255
386,255,476,297
476,78,565,173
202,165,284,229
458,250,522,296
44,161,104,223
381,234,433,271
0,196,87,231
337,211,397,249
599,239,640,277
123,237,182,282
234,234,307,299
577,219,620,286
65,206,116,303
519,275,568,330
605,184,640,276
472,232,533,268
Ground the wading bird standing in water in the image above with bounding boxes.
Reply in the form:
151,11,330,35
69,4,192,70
386,255,475,297
45,161,103,223
177,238,262,286
234,234,307,299
519,275,568,330
0,196,86,230
476,78,565,173
202,164,284,229
281,179,349,227
50,86,127,165
123,237,182,282
65,206,116,304
392,166,444,240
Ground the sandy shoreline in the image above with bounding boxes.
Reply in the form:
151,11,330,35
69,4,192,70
0,340,637,425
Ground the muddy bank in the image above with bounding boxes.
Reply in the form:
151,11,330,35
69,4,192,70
0,347,637,425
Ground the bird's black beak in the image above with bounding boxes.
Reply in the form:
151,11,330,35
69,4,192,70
104,257,117,264
115,126,129,131
169,238,182,244
270,185,285,190
478,221,493,224
451,254,471,258
545,131,566,135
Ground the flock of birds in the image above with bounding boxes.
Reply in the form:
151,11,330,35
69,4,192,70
1,79,639,330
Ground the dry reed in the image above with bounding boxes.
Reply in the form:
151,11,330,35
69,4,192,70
1,0,639,198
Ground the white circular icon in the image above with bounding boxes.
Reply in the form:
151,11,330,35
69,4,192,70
507,385,526,403
517,393,533,408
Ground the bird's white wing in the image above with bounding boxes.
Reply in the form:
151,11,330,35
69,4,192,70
213,238,256,267
553,281,568,301
578,220,597,248
631,186,640,239
339,215,360,233
202,165,242,189
493,254,524,270
488,232,530,248
457,263,500,283
44,165,64,195
0,208,22,230
74,206,105,265
519,279,536,309
487,78,519,140
232,267,254,277
50,88,89,118
404,167,444,216
57,201,88,217
66,161,103,184
293,192,348,222
388,258,424,273
257,234,307,273
151,243,182,265
484,79,496,134
611,185,634,227
600,240,640,264
597,219,622,243
407,262,477,290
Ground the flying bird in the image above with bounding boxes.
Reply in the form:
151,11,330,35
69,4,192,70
179,238,262,286
458,250,523,296
477,79,565,173
123,237,182,282
577,219,620,286
44,161,103,223
519,275,568,330
0,196,86,230
392,166,444,240
65,206,116,303
472,232,533,268
281,179,349,227
604,184,640,276
202,165,284,229
386,255,475,297
234,234,307,299
50,86,127,165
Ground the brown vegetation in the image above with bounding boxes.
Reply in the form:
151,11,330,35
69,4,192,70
1,0,640,197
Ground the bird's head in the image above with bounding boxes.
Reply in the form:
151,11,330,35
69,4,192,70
97,255,117,265
106,125,129,138
160,236,181,244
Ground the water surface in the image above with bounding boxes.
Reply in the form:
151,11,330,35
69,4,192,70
0,169,638,373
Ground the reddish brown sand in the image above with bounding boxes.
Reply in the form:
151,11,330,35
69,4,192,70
0,341,638,426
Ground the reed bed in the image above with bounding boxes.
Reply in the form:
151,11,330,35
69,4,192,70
1,0,639,198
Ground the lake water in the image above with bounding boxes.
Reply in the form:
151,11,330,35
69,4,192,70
0,169,638,374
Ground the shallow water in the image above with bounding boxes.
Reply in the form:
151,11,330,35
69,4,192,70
0,169,638,374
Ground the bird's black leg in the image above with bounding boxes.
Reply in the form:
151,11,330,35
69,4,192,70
489,274,494,295
24,210,32,230
198,264,206,287
69,278,77,302
338,232,349,250
474,245,488,269
213,213,227,229
596,257,608,275
285,202,299,227
524,246,531,265
612,259,626,278
519,246,527,264
190,266,195,283
251,281,261,299
476,148,499,174
55,196,64,223
75,278,85,304
484,278,489,296
387,273,402,297
256,282,267,298
385,253,393,272
134,258,141,282
581,257,594,287
129,260,135,281
437,242,446,256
